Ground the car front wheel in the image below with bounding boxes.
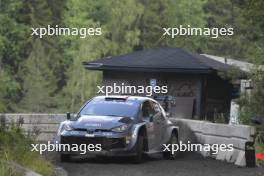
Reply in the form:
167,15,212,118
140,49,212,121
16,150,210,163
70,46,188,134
163,132,179,160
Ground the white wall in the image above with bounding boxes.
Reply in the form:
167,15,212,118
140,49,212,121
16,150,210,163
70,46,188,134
171,118,256,167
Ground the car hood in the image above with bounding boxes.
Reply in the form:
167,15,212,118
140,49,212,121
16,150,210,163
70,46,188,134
71,115,133,130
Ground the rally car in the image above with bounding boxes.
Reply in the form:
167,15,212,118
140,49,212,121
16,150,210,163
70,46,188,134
55,96,179,163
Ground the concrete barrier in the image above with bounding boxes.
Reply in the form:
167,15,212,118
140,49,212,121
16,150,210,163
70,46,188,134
171,118,256,167
0,114,256,167
0,114,66,141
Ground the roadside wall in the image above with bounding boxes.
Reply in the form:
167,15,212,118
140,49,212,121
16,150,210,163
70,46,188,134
0,114,65,141
0,114,256,166
171,118,256,167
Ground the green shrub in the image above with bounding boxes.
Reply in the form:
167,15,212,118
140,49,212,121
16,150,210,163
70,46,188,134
0,125,54,176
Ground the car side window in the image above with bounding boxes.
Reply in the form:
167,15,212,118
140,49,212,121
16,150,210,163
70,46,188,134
151,101,167,122
142,101,154,118
149,101,161,115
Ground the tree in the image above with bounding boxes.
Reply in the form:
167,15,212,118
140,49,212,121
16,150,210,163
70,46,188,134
203,0,248,59
58,0,102,111
60,0,143,112
137,0,171,48
136,0,206,52
169,0,207,52
0,69,20,112
238,0,264,130
89,0,143,55
0,0,263,114
0,0,29,112
241,0,264,64
16,0,68,112
18,39,57,112
25,0,68,90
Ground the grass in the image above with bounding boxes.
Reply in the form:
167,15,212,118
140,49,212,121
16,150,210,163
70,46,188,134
0,126,54,176
0,159,21,176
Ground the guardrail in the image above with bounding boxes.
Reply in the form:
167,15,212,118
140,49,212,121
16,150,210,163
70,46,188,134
0,114,256,167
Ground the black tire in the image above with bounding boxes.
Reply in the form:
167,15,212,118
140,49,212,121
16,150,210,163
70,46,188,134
60,153,71,162
132,135,144,164
163,132,179,160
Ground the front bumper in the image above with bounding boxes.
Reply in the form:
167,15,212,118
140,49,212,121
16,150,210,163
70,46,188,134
57,130,137,156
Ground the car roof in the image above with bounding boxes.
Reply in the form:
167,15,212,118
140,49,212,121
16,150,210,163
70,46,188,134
93,95,156,103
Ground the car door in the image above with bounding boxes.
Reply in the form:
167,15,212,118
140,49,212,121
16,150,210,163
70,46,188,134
141,100,157,150
150,101,166,147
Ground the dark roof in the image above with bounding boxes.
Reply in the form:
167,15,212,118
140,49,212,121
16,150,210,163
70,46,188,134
83,47,230,74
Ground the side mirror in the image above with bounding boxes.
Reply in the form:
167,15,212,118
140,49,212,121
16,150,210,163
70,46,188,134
66,112,71,120
149,116,153,122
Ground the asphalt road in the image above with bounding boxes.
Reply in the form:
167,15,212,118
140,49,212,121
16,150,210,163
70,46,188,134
58,152,264,176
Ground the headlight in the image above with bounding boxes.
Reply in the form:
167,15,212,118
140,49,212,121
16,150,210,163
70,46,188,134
63,124,73,131
59,123,73,134
112,124,129,132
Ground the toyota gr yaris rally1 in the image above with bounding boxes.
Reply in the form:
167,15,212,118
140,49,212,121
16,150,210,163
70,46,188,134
55,96,179,163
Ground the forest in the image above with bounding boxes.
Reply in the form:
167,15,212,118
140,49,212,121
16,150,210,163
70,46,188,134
0,0,263,114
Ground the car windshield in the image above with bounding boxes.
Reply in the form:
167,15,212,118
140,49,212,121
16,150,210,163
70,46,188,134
79,99,140,118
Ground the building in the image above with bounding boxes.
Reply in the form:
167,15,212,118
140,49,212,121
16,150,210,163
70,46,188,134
83,47,235,121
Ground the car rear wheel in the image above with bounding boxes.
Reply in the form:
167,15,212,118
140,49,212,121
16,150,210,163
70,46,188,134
163,132,179,160
132,134,144,164
60,153,71,162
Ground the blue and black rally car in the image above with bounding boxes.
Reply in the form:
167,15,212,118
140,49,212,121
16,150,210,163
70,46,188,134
55,96,179,163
